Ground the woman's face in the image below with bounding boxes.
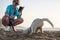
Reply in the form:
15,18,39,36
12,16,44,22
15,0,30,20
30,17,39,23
13,0,20,6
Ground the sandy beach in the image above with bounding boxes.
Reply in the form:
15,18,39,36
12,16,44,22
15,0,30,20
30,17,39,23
0,29,60,40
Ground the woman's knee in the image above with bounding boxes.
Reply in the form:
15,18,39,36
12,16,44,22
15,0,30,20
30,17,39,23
2,16,9,26
19,18,24,23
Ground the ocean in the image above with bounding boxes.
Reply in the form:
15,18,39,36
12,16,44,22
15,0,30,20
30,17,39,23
0,26,60,31
14,26,60,31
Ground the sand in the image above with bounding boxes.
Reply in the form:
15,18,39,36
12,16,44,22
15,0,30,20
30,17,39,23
0,29,60,40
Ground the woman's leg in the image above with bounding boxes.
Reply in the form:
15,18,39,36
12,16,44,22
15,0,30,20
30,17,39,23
2,16,9,26
2,16,10,31
2,16,24,26
13,18,24,26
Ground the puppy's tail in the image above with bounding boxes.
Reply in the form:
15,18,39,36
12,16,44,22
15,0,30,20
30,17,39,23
42,18,54,28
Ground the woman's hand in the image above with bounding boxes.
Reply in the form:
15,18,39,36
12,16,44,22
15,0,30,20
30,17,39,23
10,16,14,19
5,14,9,17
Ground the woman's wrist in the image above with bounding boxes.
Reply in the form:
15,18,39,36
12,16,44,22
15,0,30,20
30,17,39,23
5,14,9,17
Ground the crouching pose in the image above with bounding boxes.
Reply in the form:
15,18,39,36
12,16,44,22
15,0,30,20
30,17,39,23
23,18,54,35
2,0,24,31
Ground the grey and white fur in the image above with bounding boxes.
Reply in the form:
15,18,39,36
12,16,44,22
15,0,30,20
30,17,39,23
23,18,54,35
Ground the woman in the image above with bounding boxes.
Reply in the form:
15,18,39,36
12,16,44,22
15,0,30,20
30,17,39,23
2,0,24,31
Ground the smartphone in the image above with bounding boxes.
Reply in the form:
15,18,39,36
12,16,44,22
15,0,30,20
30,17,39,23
18,6,24,12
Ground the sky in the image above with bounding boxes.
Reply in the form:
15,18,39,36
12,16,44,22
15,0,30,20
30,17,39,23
0,0,60,28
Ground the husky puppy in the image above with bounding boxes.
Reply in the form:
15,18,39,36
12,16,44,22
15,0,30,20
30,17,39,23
23,18,54,35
